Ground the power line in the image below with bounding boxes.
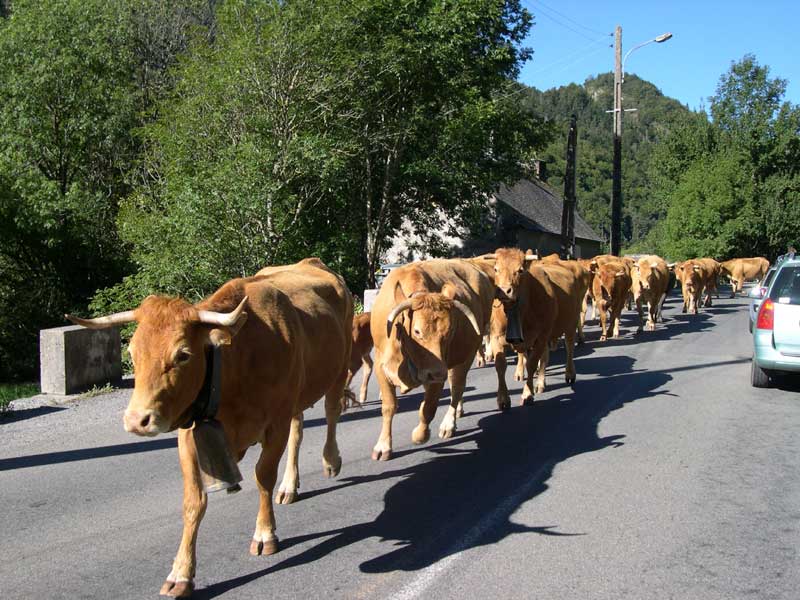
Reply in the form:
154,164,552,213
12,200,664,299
529,43,611,77
525,0,611,43
528,0,611,37
528,35,611,76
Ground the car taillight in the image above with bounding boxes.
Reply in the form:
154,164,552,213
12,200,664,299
756,298,774,330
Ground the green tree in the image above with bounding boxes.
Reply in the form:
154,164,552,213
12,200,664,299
0,0,140,379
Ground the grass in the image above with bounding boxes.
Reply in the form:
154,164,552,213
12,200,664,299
78,382,115,399
0,382,39,414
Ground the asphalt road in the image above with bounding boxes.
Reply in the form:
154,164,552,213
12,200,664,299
2,290,800,600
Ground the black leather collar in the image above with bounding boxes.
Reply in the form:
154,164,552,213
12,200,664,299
180,346,222,429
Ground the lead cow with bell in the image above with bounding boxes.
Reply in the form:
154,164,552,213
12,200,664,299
68,258,353,598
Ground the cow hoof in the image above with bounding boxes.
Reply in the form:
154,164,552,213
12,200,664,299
521,397,535,407
534,384,545,395
371,448,392,461
476,357,485,368
160,579,194,598
323,457,341,478
498,400,510,411
577,337,585,346
412,425,430,445
439,426,455,439
600,335,607,341
250,537,279,556
513,372,524,382
566,375,576,386
274,489,298,505
635,327,643,335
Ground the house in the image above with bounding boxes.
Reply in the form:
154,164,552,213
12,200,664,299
461,177,604,259
385,172,604,263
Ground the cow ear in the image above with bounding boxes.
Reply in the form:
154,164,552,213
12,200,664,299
441,283,457,300
590,260,598,273
208,328,232,347
615,270,627,277
394,282,407,304
206,312,248,347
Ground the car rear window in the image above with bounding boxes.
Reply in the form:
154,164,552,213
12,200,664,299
769,266,800,305
763,268,777,287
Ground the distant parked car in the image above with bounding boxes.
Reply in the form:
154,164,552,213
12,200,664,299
751,255,800,387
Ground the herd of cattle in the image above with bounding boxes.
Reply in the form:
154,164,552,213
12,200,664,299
66,252,769,597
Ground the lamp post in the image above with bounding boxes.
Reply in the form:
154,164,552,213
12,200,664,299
610,27,672,256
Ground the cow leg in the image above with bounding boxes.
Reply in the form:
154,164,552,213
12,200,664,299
657,293,667,323
612,306,622,338
161,429,206,598
439,360,470,439
534,343,550,394
564,329,577,386
475,348,485,368
647,299,657,331
599,302,609,341
635,296,644,334
513,352,526,381
493,337,510,411
275,414,303,505
521,338,548,405
589,296,597,321
358,355,373,406
412,381,445,444
371,366,397,461
322,379,345,478
577,294,587,345
251,420,291,558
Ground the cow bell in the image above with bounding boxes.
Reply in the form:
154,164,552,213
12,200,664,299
505,302,524,345
192,419,243,494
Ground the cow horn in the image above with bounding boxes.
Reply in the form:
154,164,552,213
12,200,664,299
66,310,137,329
478,253,496,260
452,300,482,336
692,265,701,271
525,254,539,260
197,296,249,327
386,299,414,335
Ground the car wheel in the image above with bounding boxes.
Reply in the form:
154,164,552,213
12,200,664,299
751,358,771,388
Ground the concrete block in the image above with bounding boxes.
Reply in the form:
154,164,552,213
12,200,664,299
40,326,122,395
363,289,379,312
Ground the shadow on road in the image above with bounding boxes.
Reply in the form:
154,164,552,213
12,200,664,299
192,362,673,599
0,437,177,471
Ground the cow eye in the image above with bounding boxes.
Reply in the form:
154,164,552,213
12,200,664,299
174,348,192,365
413,328,422,338
518,267,524,273
494,266,499,273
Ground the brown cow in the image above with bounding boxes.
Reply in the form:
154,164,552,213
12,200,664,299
721,257,770,296
676,259,704,314
630,255,670,332
370,259,494,460
67,258,353,597
592,260,633,340
695,257,722,306
342,311,373,411
541,253,592,344
488,248,584,406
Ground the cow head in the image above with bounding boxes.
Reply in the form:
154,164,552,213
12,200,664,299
632,260,659,299
383,283,480,390
66,296,248,436
491,247,538,303
596,263,628,308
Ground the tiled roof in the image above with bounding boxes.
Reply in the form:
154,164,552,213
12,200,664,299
495,178,603,242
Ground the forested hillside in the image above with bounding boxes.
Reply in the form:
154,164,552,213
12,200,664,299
519,73,692,246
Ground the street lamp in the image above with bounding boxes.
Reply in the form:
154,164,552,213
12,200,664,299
610,28,673,256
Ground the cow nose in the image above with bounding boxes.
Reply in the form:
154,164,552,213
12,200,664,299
124,409,157,435
504,287,514,298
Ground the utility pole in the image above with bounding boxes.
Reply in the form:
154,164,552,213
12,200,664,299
611,24,623,256
561,114,578,259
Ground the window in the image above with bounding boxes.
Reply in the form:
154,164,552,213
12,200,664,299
769,266,800,305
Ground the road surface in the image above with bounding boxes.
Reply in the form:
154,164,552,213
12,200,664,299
2,291,799,599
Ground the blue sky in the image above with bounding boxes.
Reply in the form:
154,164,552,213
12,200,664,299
517,0,800,111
